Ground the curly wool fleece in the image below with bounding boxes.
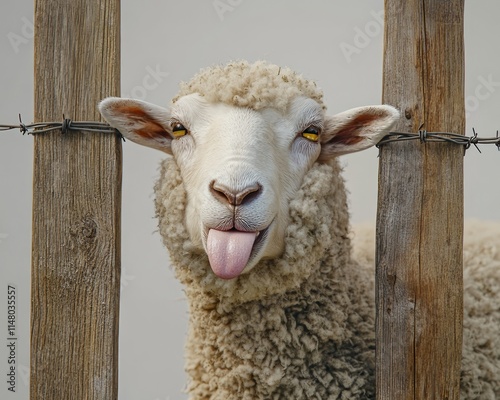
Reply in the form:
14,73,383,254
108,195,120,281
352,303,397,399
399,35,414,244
156,158,377,399
156,157,500,399
172,60,325,113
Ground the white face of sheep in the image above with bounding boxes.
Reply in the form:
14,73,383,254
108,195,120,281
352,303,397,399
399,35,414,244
100,94,398,280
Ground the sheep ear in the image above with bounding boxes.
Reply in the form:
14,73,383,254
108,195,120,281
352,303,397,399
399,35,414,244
318,105,399,160
99,97,173,154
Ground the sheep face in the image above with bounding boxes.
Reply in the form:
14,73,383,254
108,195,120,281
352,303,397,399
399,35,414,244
170,94,324,280
99,94,398,281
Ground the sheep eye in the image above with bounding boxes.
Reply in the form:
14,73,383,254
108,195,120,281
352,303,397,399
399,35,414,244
171,122,188,138
302,126,320,142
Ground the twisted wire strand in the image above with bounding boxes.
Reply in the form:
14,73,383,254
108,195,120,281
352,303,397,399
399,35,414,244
0,115,121,137
376,129,500,153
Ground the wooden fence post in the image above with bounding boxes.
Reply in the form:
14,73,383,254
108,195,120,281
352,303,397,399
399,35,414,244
376,1,464,399
31,0,121,399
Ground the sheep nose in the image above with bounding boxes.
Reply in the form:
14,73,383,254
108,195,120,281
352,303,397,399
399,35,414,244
210,181,262,206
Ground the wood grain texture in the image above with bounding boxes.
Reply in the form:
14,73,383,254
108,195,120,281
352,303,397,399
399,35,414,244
31,1,121,399
376,1,464,399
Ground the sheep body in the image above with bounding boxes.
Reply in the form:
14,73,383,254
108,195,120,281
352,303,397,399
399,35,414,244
156,158,377,398
157,156,500,399
157,154,500,399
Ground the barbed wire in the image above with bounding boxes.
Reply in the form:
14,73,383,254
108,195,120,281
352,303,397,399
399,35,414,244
1,116,500,153
0,115,123,139
377,129,500,153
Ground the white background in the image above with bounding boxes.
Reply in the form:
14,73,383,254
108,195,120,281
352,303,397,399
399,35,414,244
1,1,499,399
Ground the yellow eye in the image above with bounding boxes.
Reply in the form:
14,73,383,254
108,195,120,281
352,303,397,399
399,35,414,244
302,126,320,142
172,122,187,138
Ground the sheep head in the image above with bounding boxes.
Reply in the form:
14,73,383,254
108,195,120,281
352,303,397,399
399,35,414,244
99,61,399,283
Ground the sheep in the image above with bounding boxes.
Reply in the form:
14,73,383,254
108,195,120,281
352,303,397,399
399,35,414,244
99,60,500,399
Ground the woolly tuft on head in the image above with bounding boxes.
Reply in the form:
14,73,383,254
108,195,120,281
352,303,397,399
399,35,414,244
172,60,325,113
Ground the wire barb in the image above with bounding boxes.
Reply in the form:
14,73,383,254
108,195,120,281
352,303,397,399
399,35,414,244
18,114,28,135
61,117,71,135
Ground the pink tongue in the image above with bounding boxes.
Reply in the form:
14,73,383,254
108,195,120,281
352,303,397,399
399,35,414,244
206,229,257,280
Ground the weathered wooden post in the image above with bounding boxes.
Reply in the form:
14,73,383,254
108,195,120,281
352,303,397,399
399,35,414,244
31,0,121,398
376,1,464,399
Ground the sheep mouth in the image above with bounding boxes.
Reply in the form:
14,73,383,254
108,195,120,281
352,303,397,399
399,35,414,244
247,225,270,263
205,224,271,280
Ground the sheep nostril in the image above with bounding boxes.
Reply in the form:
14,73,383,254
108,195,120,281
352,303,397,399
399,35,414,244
210,181,262,206
235,183,262,206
